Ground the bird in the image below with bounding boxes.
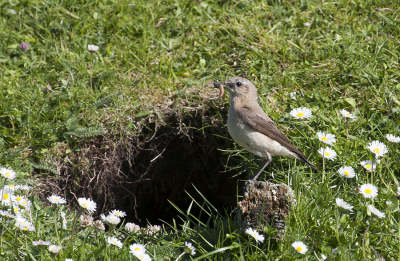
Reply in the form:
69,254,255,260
214,77,318,181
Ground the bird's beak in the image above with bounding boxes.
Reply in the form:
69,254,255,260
213,81,234,91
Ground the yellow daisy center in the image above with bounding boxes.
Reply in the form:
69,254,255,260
297,112,304,117
134,248,140,251
82,203,87,208
325,152,330,156
366,164,371,169
3,194,9,200
344,171,349,176
6,172,10,177
365,189,371,194
14,208,18,213
16,197,22,201
55,198,59,201
9,185,14,187
346,113,350,116
321,137,327,141
22,201,27,205
373,148,379,154
297,246,302,252
24,227,28,231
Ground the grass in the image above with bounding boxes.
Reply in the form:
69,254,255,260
1,0,400,259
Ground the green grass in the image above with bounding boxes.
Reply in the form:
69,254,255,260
1,0,400,260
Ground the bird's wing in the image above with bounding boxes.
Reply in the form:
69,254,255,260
237,106,309,159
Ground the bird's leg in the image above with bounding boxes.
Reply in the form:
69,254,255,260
251,152,272,181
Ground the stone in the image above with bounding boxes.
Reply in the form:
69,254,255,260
238,181,295,240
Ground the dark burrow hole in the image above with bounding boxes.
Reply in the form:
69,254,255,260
37,107,246,227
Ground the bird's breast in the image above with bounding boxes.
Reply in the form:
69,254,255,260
227,107,296,158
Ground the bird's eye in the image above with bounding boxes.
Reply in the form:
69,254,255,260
236,82,242,86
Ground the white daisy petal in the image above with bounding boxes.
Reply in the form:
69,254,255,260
290,107,312,119
317,146,337,161
317,132,336,145
359,184,378,199
368,205,385,218
339,109,356,119
337,166,356,178
88,44,99,52
368,141,388,158
292,241,308,254
245,227,265,243
185,242,196,255
0,168,16,180
77,198,97,213
386,134,400,143
335,198,353,212
360,160,376,171
48,195,67,205
109,209,126,218
107,236,123,248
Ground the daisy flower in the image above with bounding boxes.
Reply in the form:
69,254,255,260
386,134,400,143
15,216,35,231
88,44,99,52
48,245,61,254
4,184,17,191
0,189,13,206
339,109,356,119
290,92,297,100
321,254,327,260
397,187,400,196
245,227,265,243
33,240,51,246
290,107,312,119
360,160,375,171
77,198,97,213
317,147,337,161
130,243,146,256
146,225,161,235
100,214,120,225
0,167,16,180
368,205,385,218
185,242,196,255
19,198,32,209
292,241,308,254
125,222,141,233
135,253,152,261
61,211,67,229
0,210,14,219
48,195,67,205
368,141,388,158
107,236,123,248
359,184,378,199
317,132,336,145
337,166,355,178
109,209,126,218
335,198,353,212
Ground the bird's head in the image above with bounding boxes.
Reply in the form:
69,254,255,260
214,77,258,102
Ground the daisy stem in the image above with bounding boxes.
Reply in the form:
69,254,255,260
387,143,392,165
175,252,185,261
70,209,83,245
362,222,371,259
398,199,400,261
345,118,349,140
90,53,93,90
371,158,375,184
322,148,325,182
334,209,341,244
54,207,61,246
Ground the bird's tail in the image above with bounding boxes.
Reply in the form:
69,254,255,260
293,152,318,172
303,159,318,172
